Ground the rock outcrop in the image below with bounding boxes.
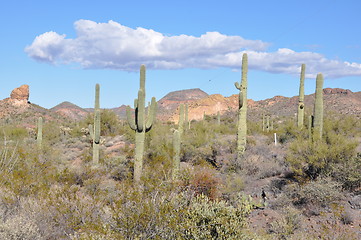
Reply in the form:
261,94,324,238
10,84,30,101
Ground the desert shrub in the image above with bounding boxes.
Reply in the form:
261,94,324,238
331,154,361,191
0,214,42,240
268,207,302,239
183,194,253,240
276,119,305,144
0,125,28,140
103,155,133,181
294,178,342,208
323,114,361,138
188,165,222,200
83,109,123,137
286,134,357,181
107,180,254,240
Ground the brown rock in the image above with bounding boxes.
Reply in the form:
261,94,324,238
323,88,352,95
10,84,29,101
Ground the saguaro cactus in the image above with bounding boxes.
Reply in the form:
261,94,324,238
297,64,306,128
217,111,221,125
178,104,185,136
234,53,248,158
126,65,157,182
313,73,324,140
90,84,101,165
37,117,43,148
185,104,189,130
172,129,181,180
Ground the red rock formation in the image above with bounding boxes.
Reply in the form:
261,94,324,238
10,84,29,101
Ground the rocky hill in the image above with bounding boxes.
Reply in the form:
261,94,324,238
167,88,361,123
50,101,89,121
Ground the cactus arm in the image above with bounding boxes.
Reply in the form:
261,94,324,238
126,106,137,131
146,97,157,132
234,82,241,90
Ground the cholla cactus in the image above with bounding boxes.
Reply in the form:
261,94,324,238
126,65,157,182
234,53,248,158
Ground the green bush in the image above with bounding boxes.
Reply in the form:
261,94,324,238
286,134,357,181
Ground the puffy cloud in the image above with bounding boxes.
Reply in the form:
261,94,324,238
25,19,361,78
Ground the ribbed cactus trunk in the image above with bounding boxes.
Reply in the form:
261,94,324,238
172,129,181,181
234,53,248,158
313,73,324,140
266,115,270,133
217,111,220,125
308,115,313,141
37,117,43,148
185,104,189,130
126,65,157,183
92,84,101,165
178,104,185,136
262,114,265,132
297,64,306,128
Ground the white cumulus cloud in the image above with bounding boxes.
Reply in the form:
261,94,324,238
25,19,361,78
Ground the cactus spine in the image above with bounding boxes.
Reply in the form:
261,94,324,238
172,129,181,180
126,65,157,182
313,73,324,140
234,53,248,158
37,117,43,147
297,64,306,128
91,84,101,165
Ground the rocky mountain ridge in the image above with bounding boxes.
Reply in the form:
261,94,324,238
1,85,360,124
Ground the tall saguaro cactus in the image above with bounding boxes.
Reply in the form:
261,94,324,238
37,117,43,148
313,73,324,140
234,53,248,158
185,104,189,130
91,84,101,165
126,65,157,183
297,64,306,128
172,129,181,180
178,104,185,136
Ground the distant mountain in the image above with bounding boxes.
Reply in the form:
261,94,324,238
111,105,128,119
1,85,360,126
157,88,209,121
165,88,361,123
50,101,89,120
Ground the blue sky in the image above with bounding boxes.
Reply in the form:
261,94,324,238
1,0,360,108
